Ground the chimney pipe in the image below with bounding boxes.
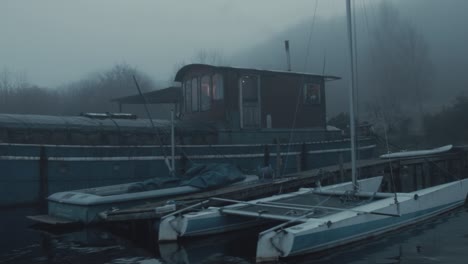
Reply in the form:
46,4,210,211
284,40,291,71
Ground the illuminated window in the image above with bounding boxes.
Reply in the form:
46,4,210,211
191,78,199,111
184,80,191,112
212,74,224,100
303,83,321,105
200,75,211,111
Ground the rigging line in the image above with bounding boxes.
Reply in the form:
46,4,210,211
378,119,400,209
362,0,372,44
282,0,319,176
352,0,361,179
346,0,358,191
303,0,319,71
322,50,327,76
133,75,174,175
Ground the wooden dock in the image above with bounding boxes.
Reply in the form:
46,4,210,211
100,147,468,224
100,158,390,222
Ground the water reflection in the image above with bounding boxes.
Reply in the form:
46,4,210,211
1,207,468,264
0,223,157,264
288,207,468,264
158,229,257,264
156,207,468,264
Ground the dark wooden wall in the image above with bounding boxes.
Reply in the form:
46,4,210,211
179,65,327,129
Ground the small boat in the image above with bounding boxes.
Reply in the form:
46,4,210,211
255,177,468,261
28,163,258,225
159,176,384,241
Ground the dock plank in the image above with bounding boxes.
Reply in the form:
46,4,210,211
27,215,80,225
102,159,388,222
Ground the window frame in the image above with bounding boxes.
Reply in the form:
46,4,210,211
184,79,192,113
200,75,212,111
191,77,200,112
303,83,321,105
212,73,224,100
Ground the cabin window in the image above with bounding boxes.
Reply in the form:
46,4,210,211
200,75,211,111
184,80,191,112
240,75,259,102
212,73,224,100
191,78,199,112
303,83,321,105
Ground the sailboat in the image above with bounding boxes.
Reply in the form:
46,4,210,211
158,1,468,262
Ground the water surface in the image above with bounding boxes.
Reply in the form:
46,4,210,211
1,206,468,264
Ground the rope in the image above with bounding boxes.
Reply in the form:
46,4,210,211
281,0,319,176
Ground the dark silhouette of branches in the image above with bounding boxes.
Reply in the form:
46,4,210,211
0,64,158,116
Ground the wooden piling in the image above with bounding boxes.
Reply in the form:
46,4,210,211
263,144,270,167
275,138,281,178
338,152,344,182
300,143,307,171
38,146,48,209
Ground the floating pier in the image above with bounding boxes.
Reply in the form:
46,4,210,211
100,147,468,225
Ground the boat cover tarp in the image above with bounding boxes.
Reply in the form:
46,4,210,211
184,163,246,189
127,163,245,192
127,177,183,193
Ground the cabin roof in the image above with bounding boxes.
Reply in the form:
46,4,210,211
0,113,215,134
174,64,341,82
111,86,182,104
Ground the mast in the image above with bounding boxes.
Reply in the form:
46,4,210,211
170,109,175,173
346,0,358,190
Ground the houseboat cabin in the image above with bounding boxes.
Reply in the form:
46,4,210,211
173,64,341,144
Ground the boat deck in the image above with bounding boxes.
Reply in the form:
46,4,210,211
220,192,381,220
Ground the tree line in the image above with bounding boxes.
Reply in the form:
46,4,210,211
328,93,468,148
0,64,156,116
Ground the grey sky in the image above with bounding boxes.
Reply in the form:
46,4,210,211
1,0,344,88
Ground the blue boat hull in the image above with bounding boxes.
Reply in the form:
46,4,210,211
0,138,375,206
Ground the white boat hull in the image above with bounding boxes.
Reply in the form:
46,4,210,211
256,179,468,262
158,176,384,241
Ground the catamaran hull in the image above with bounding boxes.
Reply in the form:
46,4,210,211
158,176,384,241
159,213,263,241
256,179,468,262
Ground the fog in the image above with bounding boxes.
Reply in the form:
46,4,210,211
232,0,468,118
0,0,341,87
1,0,468,145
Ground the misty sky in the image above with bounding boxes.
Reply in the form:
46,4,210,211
1,0,348,88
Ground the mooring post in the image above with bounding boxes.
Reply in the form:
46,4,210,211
263,144,270,167
338,152,344,182
420,165,430,188
300,142,307,172
460,152,467,179
275,138,281,178
38,146,48,209
180,152,188,175
296,153,301,173
421,161,432,186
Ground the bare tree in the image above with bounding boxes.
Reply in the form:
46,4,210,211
364,2,433,135
168,49,229,83
59,63,157,115
191,49,227,66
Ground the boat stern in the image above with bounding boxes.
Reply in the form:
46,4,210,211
159,215,188,242
256,229,294,262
